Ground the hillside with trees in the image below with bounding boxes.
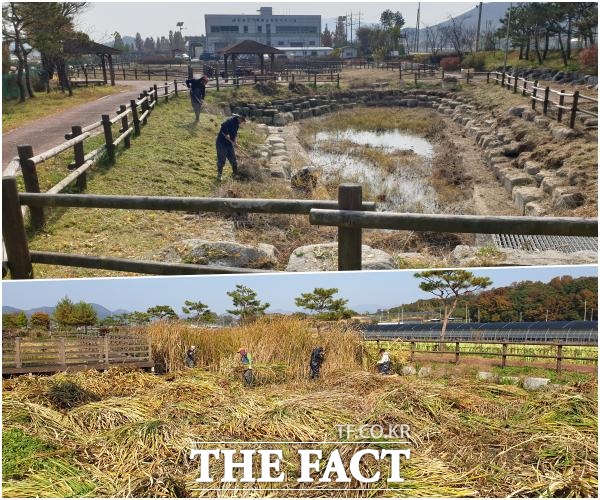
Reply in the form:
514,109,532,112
385,275,597,322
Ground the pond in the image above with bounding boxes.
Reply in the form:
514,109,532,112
307,128,439,213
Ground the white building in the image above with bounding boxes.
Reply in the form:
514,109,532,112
205,7,321,54
276,46,333,58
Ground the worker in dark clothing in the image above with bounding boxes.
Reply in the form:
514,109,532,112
238,348,253,386
185,345,197,368
216,113,246,181
309,347,325,379
185,75,208,121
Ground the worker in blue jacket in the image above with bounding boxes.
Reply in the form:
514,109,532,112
216,113,246,181
185,75,208,122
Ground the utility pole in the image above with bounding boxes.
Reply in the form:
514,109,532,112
502,2,513,74
545,309,549,322
584,299,587,320
475,2,483,52
415,2,421,53
477,308,481,323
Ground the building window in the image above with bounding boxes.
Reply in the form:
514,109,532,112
257,26,262,33
244,26,248,33
211,26,239,33
278,41,284,45
275,26,318,34
309,41,316,46
311,51,317,56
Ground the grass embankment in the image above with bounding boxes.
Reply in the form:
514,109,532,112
2,86,122,132
2,318,597,497
26,95,267,278
478,49,597,74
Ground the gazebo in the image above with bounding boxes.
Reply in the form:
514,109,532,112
63,39,121,85
218,40,284,78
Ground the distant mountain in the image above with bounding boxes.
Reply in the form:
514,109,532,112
2,304,130,320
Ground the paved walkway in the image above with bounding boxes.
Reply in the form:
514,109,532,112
3,80,163,172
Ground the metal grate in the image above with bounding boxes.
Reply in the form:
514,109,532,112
493,234,598,253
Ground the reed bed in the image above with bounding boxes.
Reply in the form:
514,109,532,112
2,319,597,498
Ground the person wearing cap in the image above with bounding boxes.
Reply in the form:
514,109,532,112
216,113,246,181
376,348,391,375
185,75,208,122
185,345,197,368
238,348,253,386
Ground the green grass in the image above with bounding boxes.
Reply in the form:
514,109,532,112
2,86,122,132
2,429,55,480
26,95,266,278
479,49,596,74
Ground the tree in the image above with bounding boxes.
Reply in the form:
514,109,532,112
134,32,143,52
2,2,35,101
380,9,405,53
182,300,217,323
321,24,333,47
143,37,155,52
113,31,124,50
295,287,351,320
415,270,492,341
71,301,97,332
54,296,76,328
173,30,185,51
333,16,346,47
30,311,51,331
226,285,269,324
147,305,178,321
3,311,28,330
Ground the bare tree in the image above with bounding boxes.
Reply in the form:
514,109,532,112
441,15,476,58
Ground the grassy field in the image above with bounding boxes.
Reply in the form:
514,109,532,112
2,318,597,497
25,95,268,278
2,86,122,132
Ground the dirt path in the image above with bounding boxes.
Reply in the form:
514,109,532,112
3,80,163,172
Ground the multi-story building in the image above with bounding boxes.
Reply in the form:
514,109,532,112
204,7,321,54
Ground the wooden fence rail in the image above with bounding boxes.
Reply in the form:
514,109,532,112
3,181,596,279
468,70,597,129
364,338,598,372
2,334,153,375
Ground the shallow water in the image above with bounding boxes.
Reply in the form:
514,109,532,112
308,128,439,213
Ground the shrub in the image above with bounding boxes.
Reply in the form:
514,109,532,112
579,44,598,70
440,56,460,71
461,53,486,71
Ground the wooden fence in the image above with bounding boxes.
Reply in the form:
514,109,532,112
2,333,153,375
365,338,597,372
3,182,596,279
466,70,598,129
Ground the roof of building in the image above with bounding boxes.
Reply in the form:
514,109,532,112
63,39,121,55
275,46,334,51
219,40,284,55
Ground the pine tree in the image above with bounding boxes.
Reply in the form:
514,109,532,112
321,24,333,47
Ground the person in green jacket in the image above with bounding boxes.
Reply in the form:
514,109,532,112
238,348,253,386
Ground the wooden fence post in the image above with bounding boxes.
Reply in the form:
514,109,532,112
569,91,579,129
59,337,66,366
101,114,115,162
165,68,168,80
17,144,44,228
147,67,151,80
2,177,33,279
130,99,140,135
556,343,563,372
409,341,415,362
454,342,460,363
134,67,138,80
119,104,131,149
522,79,527,96
122,66,126,80
486,72,490,83
15,338,22,368
501,71,505,87
216,74,220,91
104,336,110,364
71,125,86,190
337,183,362,271
174,79,178,97
164,82,169,102
337,73,340,89
557,90,565,122
466,70,471,84
543,86,550,115
399,63,402,80
501,343,508,368
531,80,538,109
153,84,158,104
513,74,518,93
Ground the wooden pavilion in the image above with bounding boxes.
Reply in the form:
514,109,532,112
218,40,283,78
63,39,121,85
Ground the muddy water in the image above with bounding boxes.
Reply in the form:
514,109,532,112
308,129,439,212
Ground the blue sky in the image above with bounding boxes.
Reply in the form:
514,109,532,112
3,266,597,314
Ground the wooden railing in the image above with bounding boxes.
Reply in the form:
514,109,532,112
3,182,596,279
466,70,598,129
364,338,598,372
2,333,153,375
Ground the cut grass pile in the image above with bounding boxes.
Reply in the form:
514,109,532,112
2,318,597,497
3,85,122,132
